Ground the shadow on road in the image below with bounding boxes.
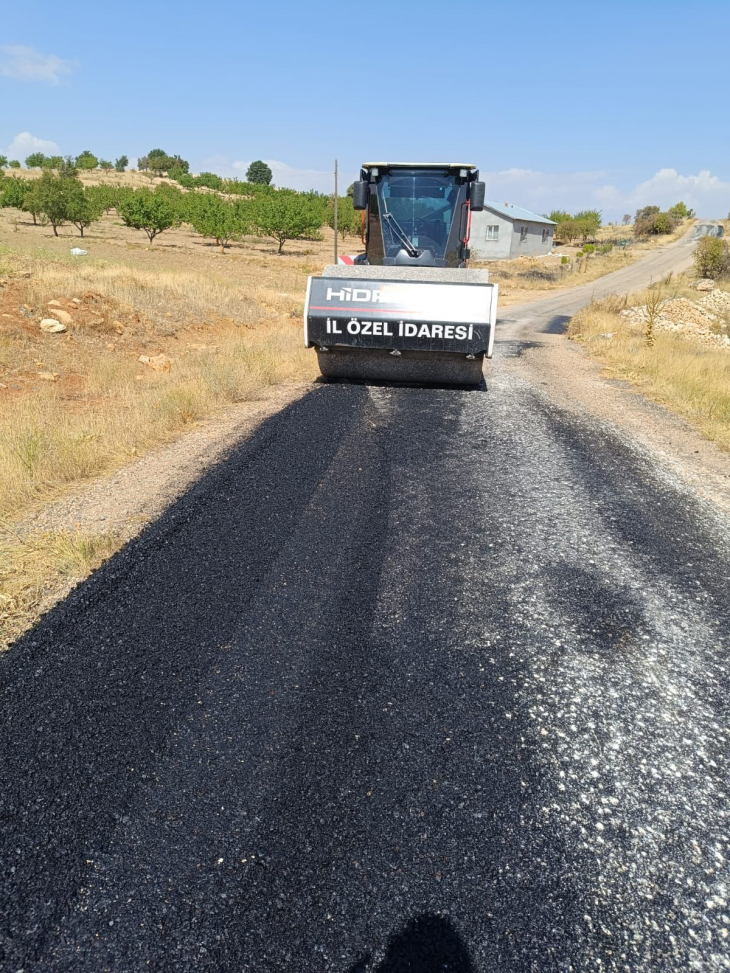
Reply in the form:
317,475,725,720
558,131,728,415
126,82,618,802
348,914,473,973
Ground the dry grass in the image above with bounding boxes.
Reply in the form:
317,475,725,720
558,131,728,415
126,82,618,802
481,248,636,304
0,247,317,525
568,289,730,450
0,524,120,648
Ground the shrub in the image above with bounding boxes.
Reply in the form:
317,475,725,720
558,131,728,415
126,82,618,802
75,150,99,170
246,160,273,185
118,186,182,241
635,211,677,236
598,242,614,254
581,243,596,254
252,190,325,253
694,236,729,279
25,152,46,169
115,155,128,172
0,156,7,169
560,256,569,265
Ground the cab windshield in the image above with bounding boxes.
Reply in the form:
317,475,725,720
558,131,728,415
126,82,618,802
375,169,460,259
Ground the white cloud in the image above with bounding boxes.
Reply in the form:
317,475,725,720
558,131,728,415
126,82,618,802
0,44,76,84
479,166,730,221
6,131,61,161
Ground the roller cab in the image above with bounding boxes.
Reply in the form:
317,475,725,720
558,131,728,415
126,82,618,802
304,162,498,387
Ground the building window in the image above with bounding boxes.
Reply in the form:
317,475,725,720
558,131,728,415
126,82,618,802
520,225,528,243
542,228,551,243
485,225,499,241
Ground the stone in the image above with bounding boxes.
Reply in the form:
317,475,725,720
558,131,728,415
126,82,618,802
47,299,64,308
138,353,173,372
693,278,716,291
40,318,67,334
48,308,73,326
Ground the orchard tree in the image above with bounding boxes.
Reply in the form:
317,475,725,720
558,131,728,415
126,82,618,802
114,155,128,172
253,189,325,253
99,159,113,172
573,209,602,242
23,182,45,225
188,194,249,248
546,209,571,224
66,183,104,237
246,160,273,185
9,160,21,169
34,171,79,235
75,150,99,170
1,176,31,212
118,186,182,241
326,195,359,240
42,155,64,169
25,152,46,169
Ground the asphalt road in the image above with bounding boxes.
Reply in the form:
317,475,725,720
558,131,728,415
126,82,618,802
2,232,729,972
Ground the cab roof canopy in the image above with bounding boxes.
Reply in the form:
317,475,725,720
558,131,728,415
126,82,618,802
361,162,477,170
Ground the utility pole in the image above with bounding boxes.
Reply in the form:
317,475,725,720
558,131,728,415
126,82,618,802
334,158,338,264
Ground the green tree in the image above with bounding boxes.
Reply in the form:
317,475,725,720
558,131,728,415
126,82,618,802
33,171,83,235
668,201,693,220
253,190,324,253
547,209,571,224
326,195,359,240
66,183,104,237
9,160,21,169
23,181,45,225
622,213,631,225
188,193,249,248
246,160,273,185
193,171,223,190
145,149,189,177
635,210,677,236
694,236,728,279
42,155,65,170
25,152,46,169
635,205,660,223
118,186,182,241
1,176,31,211
137,155,150,171
99,159,113,172
555,219,580,243
114,155,129,172
573,209,602,242
75,150,99,170
0,156,8,169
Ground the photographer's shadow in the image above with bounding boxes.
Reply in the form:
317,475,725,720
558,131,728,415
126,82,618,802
349,913,473,972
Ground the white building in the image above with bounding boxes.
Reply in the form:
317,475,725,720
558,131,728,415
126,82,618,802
470,201,556,260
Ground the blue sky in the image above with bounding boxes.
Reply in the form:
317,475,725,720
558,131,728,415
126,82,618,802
1,0,729,219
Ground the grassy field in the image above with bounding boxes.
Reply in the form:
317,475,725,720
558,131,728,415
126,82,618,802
568,278,730,450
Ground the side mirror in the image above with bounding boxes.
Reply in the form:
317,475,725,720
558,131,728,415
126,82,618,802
470,181,486,211
352,180,369,210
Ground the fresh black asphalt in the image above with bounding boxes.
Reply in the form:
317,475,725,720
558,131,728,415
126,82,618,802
2,345,730,970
